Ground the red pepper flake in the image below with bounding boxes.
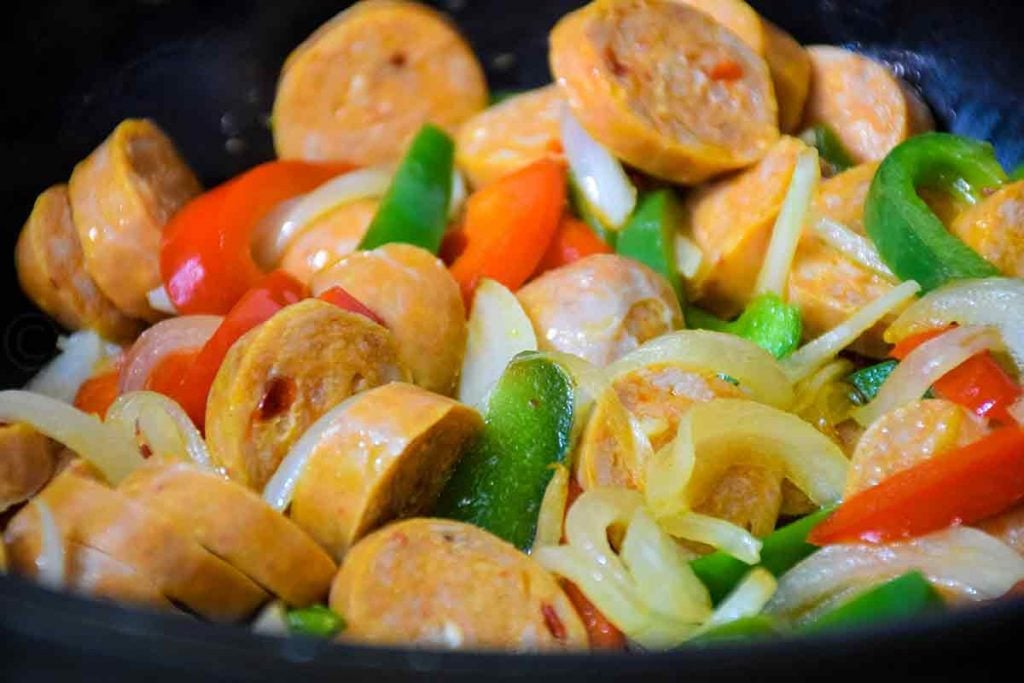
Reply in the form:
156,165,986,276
709,59,744,81
541,603,567,641
545,139,564,156
254,376,297,421
604,46,629,78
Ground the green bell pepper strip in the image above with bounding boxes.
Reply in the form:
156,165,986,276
800,571,943,632
1011,164,1024,181
616,189,685,303
568,176,617,248
691,507,835,605
847,360,898,404
358,124,454,254
864,133,1006,292
435,353,576,551
801,124,855,175
686,293,802,360
286,605,346,638
687,615,781,645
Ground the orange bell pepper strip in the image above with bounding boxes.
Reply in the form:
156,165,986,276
447,159,566,304
73,368,121,418
890,327,1022,423
534,215,612,275
160,161,351,315
809,427,1024,545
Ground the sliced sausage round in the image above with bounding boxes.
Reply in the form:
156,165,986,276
68,119,201,322
949,179,1024,277
762,20,810,133
205,298,407,490
517,254,683,367
280,197,379,284
330,518,588,650
289,383,482,560
273,0,488,166
311,243,466,395
0,423,58,513
549,0,779,184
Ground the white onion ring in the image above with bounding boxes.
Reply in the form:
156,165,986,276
31,498,65,590
119,315,222,393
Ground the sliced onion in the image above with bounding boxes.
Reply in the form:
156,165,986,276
458,278,538,409
886,278,1024,374
783,280,921,383
146,285,178,315
755,148,820,297
252,166,393,268
106,391,215,472
0,391,143,484
696,568,777,634
533,464,570,549
119,315,222,393
607,330,795,410
1009,396,1024,425
766,526,1024,625
251,600,289,637
538,351,613,445
262,393,363,511
852,325,1005,427
792,359,855,417
658,511,763,565
561,107,636,229
575,384,655,490
31,498,65,590
26,330,120,403
448,168,467,220
675,233,705,281
813,217,896,282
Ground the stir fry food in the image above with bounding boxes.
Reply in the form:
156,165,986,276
6,0,1024,652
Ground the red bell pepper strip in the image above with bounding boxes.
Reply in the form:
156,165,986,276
447,159,566,305
73,368,121,418
809,427,1024,545
317,286,387,327
534,215,612,275
160,161,351,315
890,327,1021,423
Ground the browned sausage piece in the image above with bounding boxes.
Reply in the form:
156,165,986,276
69,119,201,322
517,254,683,367
289,383,482,560
455,85,565,189
762,20,811,133
949,180,1024,277
330,518,587,650
4,469,268,620
205,299,408,490
311,244,466,396
118,462,337,606
273,0,488,166
0,423,58,513
550,0,779,184
68,541,174,611
15,186,142,341
802,46,933,163
279,197,379,284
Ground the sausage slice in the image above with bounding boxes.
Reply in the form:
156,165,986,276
802,46,933,163
517,254,683,367
330,518,587,650
289,383,482,560
68,119,201,321
0,423,58,513
273,0,487,165
311,244,466,396
205,299,407,490
455,85,565,189
15,186,142,341
550,0,779,184
949,180,1024,277
762,20,810,133
279,197,379,283
118,462,337,606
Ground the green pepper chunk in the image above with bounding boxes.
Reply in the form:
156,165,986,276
691,507,834,605
286,605,346,638
686,293,802,359
847,360,898,404
616,189,685,303
687,615,782,645
865,133,1006,292
435,353,576,550
358,124,454,254
802,124,855,175
801,571,944,632
1011,164,1024,182
488,89,522,106
568,176,617,248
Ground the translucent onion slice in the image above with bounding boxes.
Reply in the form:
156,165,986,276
251,600,289,637
658,511,763,565
766,526,1024,625
0,390,143,484
675,233,706,281
852,325,1005,427
448,168,467,220
783,280,921,383
106,391,215,472
607,330,795,410
755,147,820,297
696,568,777,635
119,315,222,393
561,107,636,229
885,278,1024,374
537,351,612,444
31,498,65,590
262,393,363,511
26,330,120,404
533,464,570,549
457,278,538,409
791,359,855,417
813,217,896,282
146,285,178,315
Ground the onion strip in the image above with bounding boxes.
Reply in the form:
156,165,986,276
31,498,65,590
26,331,120,404
119,315,222,393
106,391,216,472
532,464,570,549
696,568,777,635
561,107,636,229
675,233,705,281
146,285,178,316
813,217,896,282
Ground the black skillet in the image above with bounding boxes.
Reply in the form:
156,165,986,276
1,0,1022,679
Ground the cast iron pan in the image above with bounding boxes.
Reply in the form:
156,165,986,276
1,0,1022,679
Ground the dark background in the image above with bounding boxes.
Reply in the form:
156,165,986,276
1,0,1022,679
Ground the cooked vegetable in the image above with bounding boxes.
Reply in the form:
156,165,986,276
686,294,801,359
688,614,780,644
801,124,855,175
1012,164,1024,181
72,368,118,418
616,190,684,302
864,134,1006,292
27,330,121,405
118,315,222,394
536,216,613,274
287,605,346,638
847,360,898,403
561,108,636,229
357,125,454,253
801,571,943,631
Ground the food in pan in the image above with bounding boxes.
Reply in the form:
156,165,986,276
4,0,1024,653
